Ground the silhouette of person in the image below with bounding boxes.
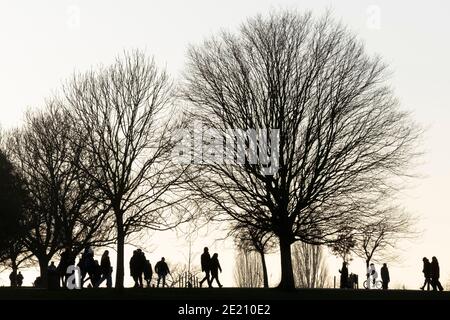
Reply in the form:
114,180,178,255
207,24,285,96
57,246,75,287
90,260,102,287
48,261,60,289
48,261,57,272
16,271,24,287
209,253,223,288
130,250,142,288
9,271,17,287
97,250,113,288
380,263,390,290
78,246,95,287
199,247,211,288
339,261,348,289
420,257,431,291
430,256,444,291
367,263,378,287
155,257,170,287
143,259,153,288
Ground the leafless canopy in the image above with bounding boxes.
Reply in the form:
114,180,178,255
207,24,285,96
182,11,420,288
63,50,190,288
6,104,113,280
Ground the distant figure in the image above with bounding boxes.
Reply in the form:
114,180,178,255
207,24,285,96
143,259,153,288
48,261,57,272
48,261,60,289
380,263,390,290
430,256,444,291
209,253,223,288
155,257,170,287
17,272,24,287
78,247,95,287
130,250,141,288
366,263,378,287
57,246,75,287
97,250,113,288
199,247,211,288
339,262,348,289
420,257,431,290
9,271,17,287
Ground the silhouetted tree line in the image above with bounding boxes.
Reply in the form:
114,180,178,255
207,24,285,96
0,10,420,290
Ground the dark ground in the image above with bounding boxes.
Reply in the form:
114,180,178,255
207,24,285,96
0,287,448,300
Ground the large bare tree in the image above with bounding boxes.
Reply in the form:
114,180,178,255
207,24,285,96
64,50,189,288
6,105,112,285
182,11,420,288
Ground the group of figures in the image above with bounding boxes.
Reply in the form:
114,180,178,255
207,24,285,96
40,246,114,289
129,249,171,288
339,256,445,291
421,256,444,291
340,262,391,289
18,246,224,289
199,247,223,288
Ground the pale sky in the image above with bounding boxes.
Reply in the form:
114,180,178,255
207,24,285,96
0,0,449,289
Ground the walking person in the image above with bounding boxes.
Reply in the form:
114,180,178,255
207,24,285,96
155,257,170,287
16,272,24,287
143,259,153,288
130,250,141,288
380,263,390,290
97,250,113,288
430,256,444,291
339,262,349,289
209,253,223,288
420,257,431,290
199,247,211,288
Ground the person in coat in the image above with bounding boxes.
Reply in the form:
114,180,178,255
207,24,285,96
420,257,431,291
199,247,211,288
339,261,349,289
97,250,113,288
380,263,390,290
155,257,170,287
430,256,444,291
209,253,223,288
143,259,153,288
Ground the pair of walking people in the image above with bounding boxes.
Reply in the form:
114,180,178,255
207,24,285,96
199,247,223,288
421,256,443,291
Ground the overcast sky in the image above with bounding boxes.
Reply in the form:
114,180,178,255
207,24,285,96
0,0,449,289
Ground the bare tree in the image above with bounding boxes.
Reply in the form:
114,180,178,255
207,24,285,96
182,11,420,288
234,249,264,288
0,149,32,285
232,222,276,288
352,208,415,286
63,50,190,288
6,105,112,285
292,242,329,288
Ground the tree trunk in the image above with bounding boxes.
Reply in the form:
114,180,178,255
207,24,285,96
277,236,295,289
259,250,269,288
365,259,370,289
115,213,125,289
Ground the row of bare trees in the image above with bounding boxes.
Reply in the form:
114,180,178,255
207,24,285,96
0,10,420,289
